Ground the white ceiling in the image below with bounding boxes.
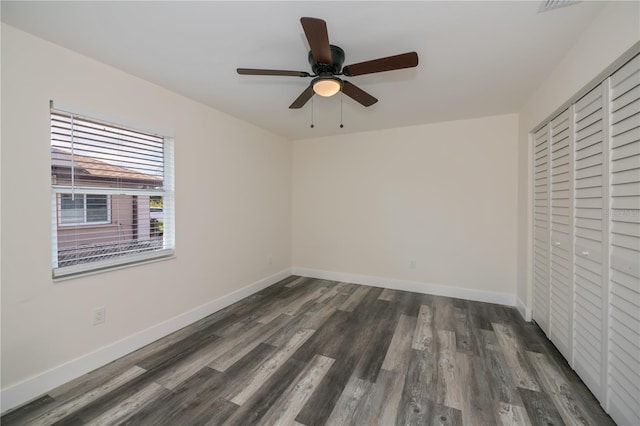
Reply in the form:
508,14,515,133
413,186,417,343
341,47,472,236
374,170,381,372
1,1,606,140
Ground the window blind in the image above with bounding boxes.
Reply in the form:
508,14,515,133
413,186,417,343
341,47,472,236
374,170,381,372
50,109,175,278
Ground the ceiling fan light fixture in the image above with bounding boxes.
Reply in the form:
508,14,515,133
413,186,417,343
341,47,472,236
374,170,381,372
312,77,342,97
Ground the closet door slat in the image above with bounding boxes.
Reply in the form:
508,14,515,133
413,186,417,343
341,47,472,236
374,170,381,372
573,83,607,398
550,110,573,359
608,55,640,426
533,125,551,335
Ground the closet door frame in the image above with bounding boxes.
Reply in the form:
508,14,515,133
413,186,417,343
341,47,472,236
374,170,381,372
600,79,611,407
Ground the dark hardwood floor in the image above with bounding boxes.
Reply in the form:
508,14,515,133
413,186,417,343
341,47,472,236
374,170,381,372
2,276,616,425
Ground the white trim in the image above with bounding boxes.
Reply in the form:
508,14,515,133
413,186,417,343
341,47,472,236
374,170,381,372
516,297,532,322
292,267,516,307
53,248,176,279
524,131,534,322
0,268,292,414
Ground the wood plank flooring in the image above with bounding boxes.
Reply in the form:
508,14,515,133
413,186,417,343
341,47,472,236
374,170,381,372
2,276,616,426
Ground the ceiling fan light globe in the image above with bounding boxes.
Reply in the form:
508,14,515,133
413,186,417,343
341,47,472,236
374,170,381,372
313,78,342,97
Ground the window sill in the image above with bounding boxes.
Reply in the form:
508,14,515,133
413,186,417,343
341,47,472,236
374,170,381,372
53,249,175,282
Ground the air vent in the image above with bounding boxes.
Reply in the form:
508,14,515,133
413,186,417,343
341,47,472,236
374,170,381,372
538,0,581,13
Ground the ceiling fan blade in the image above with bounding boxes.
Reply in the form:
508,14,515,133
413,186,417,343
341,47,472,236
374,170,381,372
237,68,310,77
341,81,378,107
342,52,419,76
300,17,332,64
289,85,315,109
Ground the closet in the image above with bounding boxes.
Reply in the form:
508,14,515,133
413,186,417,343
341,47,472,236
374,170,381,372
532,53,639,426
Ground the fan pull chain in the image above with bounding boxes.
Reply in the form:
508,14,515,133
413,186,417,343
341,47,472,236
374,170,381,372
340,93,344,128
310,97,315,128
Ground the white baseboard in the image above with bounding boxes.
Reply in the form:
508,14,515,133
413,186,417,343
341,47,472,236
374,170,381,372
0,268,292,414
516,296,532,322
292,267,516,307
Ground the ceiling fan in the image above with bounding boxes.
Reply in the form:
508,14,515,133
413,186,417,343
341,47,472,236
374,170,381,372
237,17,419,109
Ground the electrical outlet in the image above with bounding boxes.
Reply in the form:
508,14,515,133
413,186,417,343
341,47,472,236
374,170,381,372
409,260,416,269
93,307,106,325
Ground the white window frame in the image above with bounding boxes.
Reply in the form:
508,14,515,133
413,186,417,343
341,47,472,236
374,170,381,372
58,193,111,226
50,108,175,279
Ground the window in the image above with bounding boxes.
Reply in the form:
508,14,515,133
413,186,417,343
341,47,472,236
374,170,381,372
51,109,174,278
59,194,110,225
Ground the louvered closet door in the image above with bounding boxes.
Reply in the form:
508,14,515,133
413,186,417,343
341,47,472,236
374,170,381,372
607,54,640,426
533,125,551,335
573,82,607,399
549,110,573,359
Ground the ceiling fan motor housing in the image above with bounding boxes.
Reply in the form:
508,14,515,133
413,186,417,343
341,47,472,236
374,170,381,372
309,45,345,75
